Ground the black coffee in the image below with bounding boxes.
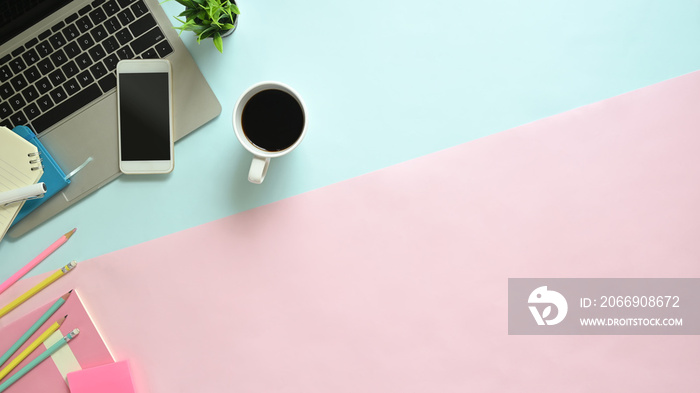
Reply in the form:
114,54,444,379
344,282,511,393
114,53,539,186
241,89,305,152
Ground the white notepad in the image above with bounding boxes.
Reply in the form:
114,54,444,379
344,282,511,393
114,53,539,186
0,126,43,242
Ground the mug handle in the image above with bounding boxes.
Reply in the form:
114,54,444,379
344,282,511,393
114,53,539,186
248,156,270,184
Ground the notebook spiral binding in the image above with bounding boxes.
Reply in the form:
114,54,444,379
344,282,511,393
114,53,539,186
28,151,43,171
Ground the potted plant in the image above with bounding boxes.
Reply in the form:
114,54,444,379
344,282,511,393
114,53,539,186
171,0,240,53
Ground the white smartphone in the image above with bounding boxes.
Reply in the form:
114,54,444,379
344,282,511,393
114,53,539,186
117,59,174,174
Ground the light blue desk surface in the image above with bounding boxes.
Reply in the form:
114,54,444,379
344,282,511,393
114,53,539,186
1,0,699,279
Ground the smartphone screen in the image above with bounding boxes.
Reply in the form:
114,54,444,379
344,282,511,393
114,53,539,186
118,72,171,161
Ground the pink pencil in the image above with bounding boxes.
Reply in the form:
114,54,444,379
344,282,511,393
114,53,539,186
0,228,76,296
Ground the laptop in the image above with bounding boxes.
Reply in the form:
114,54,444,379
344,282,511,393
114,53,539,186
0,0,221,237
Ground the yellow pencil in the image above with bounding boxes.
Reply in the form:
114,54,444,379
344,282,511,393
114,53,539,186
0,315,66,381
0,261,77,320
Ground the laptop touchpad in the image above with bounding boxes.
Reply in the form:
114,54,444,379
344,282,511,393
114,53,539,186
39,95,120,202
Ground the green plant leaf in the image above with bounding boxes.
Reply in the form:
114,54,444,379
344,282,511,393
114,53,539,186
172,0,195,7
213,32,223,53
173,16,200,33
222,8,233,22
170,0,235,47
181,22,204,35
171,26,185,36
198,25,216,38
178,8,198,17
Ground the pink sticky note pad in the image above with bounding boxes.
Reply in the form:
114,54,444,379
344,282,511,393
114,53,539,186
67,361,135,393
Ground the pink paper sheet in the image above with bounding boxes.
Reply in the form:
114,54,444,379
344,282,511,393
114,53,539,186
0,290,113,392
1,71,699,392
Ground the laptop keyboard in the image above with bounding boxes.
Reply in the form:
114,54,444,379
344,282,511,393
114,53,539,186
0,0,173,134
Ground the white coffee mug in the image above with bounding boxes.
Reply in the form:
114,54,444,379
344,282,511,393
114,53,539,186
233,81,307,184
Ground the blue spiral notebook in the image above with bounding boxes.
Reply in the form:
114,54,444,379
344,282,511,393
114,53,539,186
11,126,70,226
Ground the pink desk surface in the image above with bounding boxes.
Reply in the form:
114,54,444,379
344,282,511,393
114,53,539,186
1,71,699,392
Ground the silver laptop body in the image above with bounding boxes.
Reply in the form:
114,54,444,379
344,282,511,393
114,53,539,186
0,0,221,237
